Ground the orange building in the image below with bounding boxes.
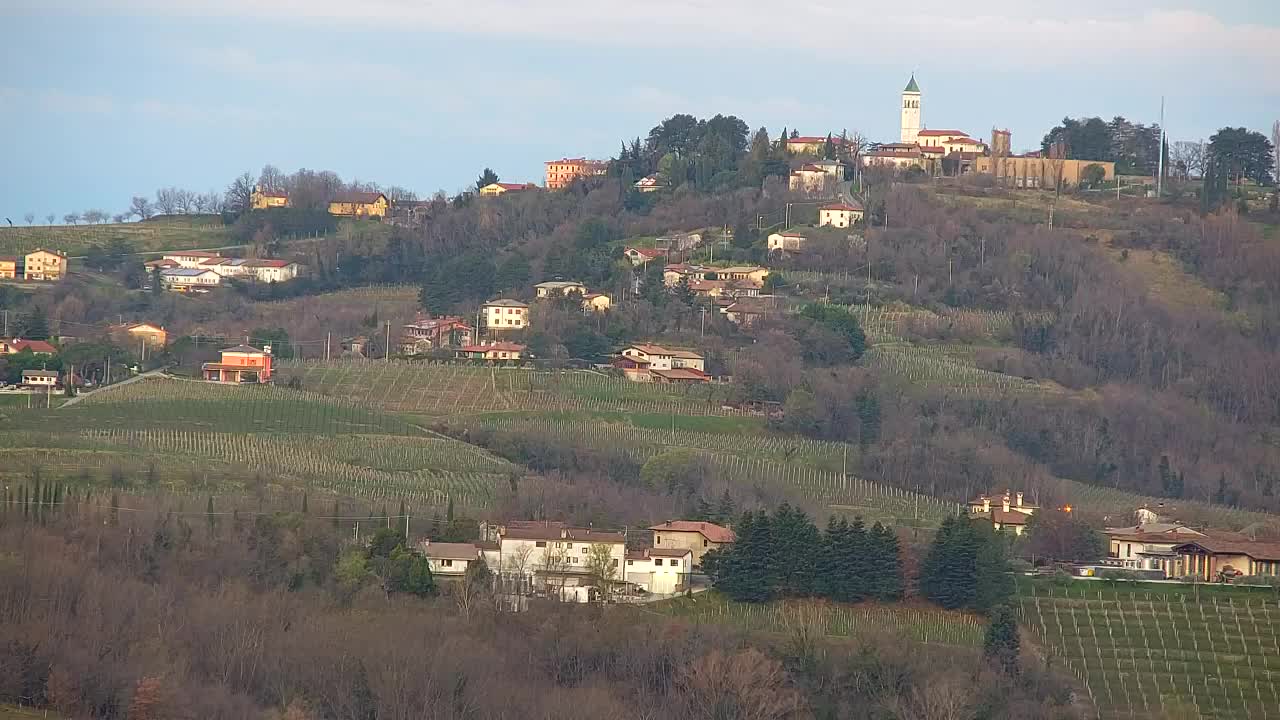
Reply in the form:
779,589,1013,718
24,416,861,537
202,344,273,383
544,158,607,189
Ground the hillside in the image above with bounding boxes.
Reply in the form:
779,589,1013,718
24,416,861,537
0,215,232,257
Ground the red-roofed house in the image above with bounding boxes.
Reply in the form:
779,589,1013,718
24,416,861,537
624,246,665,266
479,182,537,197
491,521,627,602
819,202,865,228
401,314,473,353
1,338,57,355
250,186,290,209
1172,537,1280,581
650,520,736,567
768,231,807,254
327,191,389,218
202,344,273,383
967,490,1039,536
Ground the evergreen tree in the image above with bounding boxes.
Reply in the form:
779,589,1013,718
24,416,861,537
772,504,819,596
20,308,50,340
205,496,216,534
446,496,455,522
717,511,774,602
714,489,736,525
693,496,714,522
855,392,881,449
984,604,1021,675
868,522,904,601
921,516,979,610
301,492,309,514
974,526,1014,613
842,517,870,602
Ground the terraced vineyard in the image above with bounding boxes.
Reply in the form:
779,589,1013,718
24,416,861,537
656,593,985,647
1018,584,1280,720
865,343,1048,395
464,415,959,527
275,360,739,416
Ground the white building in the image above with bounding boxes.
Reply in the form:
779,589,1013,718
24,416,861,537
534,281,588,298
819,202,864,228
160,268,221,290
418,541,483,577
198,258,304,283
901,74,921,144
482,299,529,331
488,521,627,602
21,369,59,387
619,343,705,372
768,231,807,253
624,548,693,595
789,164,831,193
161,250,223,269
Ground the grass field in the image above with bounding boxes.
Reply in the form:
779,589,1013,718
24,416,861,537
0,705,61,720
0,215,232,257
1017,579,1280,720
653,591,986,647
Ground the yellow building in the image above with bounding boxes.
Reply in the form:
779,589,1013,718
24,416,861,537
0,257,17,279
649,521,735,569
482,299,529,331
23,249,66,281
973,155,1115,190
479,182,535,197
327,192,389,218
250,186,289,209
113,322,168,348
544,158,607,190
582,292,612,312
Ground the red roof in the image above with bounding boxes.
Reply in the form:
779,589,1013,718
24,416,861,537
650,521,736,543
4,339,56,354
627,247,663,259
493,183,532,191
917,129,970,137
821,202,864,212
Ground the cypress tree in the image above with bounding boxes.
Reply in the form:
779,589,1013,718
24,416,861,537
302,493,309,514
715,489,736,525
206,496,216,534
844,517,870,602
109,492,120,527
984,604,1021,675
445,496,454,522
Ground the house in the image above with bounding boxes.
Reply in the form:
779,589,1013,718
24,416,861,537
723,297,779,327
341,335,370,358
250,186,289,209
402,314,473,349
111,323,168,348
0,257,16,279
482,299,529,332
479,182,536,197
535,280,589,298
544,158,607,190
619,343,705,372
623,247,665,266
0,338,57,355
162,250,223,268
915,129,981,151
663,263,704,287
718,266,770,284
1106,521,1207,575
789,164,831,193
785,135,850,156
862,143,925,170
633,175,664,193
327,191,389,218
967,490,1038,536
819,202,864,228
768,231,807,253
491,521,627,602
160,268,221,290
202,344,273,383
650,520,736,568
196,258,303,283
417,541,483,577
456,342,526,363
973,154,1116,190
23,250,66,281
1171,537,1280,581
143,258,180,272
582,292,612,312
624,548,693,594
21,369,59,388
656,232,702,252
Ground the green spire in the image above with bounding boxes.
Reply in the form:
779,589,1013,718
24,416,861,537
904,74,920,93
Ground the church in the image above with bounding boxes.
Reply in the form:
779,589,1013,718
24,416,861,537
862,75,985,175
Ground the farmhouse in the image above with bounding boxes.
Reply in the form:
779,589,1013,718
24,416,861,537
490,521,626,602
789,164,831,193
1106,521,1206,575
723,297,778,327
0,257,16,279
402,314,473,349
582,292,612,312
649,520,735,568
21,369,59,388
250,186,289,209
624,246,665,266
162,250,223,268
819,202,864,228
482,299,529,332
624,548,693,595
202,344,273,384
967,490,1038,535
23,249,66,281
327,191,389,218
418,541,483,577
534,280,588,298
479,182,536,197
456,342,526,363
615,344,708,383
111,322,168,348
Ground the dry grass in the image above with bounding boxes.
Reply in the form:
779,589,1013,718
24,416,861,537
1091,229,1227,312
0,215,231,257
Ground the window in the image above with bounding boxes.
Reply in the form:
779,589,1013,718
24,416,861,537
627,560,633,566
612,559,618,567
703,539,708,547
536,541,546,548
654,559,663,566
655,535,661,545
441,559,453,567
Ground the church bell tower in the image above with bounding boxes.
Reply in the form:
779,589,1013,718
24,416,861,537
901,74,921,144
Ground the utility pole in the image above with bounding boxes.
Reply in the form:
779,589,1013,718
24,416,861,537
2,309,6,336
384,321,390,361
1157,96,1166,199
404,507,410,541
325,331,331,361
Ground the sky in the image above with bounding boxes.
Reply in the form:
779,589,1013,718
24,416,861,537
1,0,1278,221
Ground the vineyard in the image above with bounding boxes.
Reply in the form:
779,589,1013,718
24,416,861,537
274,360,741,417
461,415,959,527
0,215,231,257
654,593,986,647
865,342,1049,395
1018,583,1280,720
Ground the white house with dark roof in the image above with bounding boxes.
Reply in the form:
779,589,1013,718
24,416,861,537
159,268,221,290
482,299,530,331
819,202,864,228
417,541,483,577
625,547,693,595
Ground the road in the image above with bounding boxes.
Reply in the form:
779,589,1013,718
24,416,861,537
59,367,166,408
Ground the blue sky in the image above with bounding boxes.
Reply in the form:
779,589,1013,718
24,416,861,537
1,0,1277,221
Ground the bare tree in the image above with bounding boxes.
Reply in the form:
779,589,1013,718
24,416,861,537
45,213,55,224
1170,140,1205,180
126,196,153,221
175,189,195,214
112,214,126,224
82,209,107,224
1272,120,1279,186
502,544,534,596
259,164,287,192
63,213,80,225
383,185,418,203
585,543,618,603
23,212,34,225
154,187,179,215
538,547,570,601
679,648,803,720
225,172,254,214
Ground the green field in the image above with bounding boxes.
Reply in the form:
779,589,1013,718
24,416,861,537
1017,580,1280,720
0,215,231,257
0,705,61,720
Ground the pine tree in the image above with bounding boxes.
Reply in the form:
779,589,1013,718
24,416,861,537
817,516,845,599
974,527,1014,613
446,496,454,522
843,516,869,602
206,496,216,534
693,496,714,522
302,492,309,514
868,522,904,601
984,604,1021,675
715,489,736,525
772,504,819,597
717,511,774,602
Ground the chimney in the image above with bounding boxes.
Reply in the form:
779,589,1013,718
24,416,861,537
263,344,273,356
1016,492,1024,508
981,496,990,513
1002,493,1011,513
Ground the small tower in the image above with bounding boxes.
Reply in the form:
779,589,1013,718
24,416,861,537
900,74,922,145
